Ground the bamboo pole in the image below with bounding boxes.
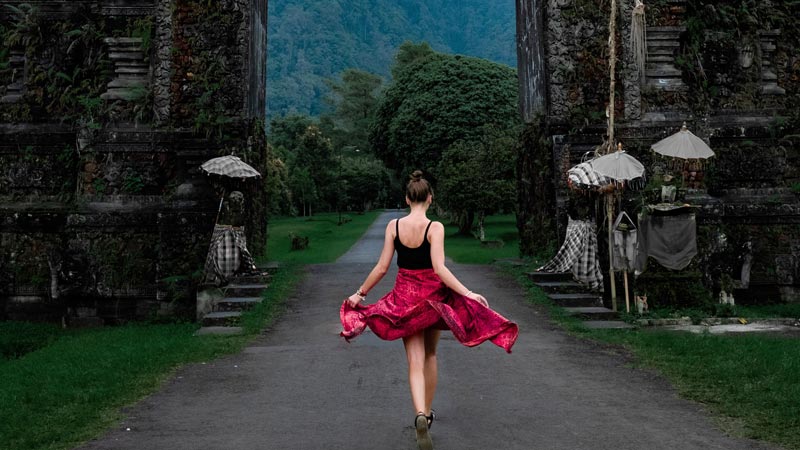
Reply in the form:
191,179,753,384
606,0,619,311
608,0,617,149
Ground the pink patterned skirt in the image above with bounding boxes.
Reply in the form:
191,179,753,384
340,268,518,353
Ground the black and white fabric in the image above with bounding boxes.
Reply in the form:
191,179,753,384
204,225,256,284
567,162,613,189
538,217,604,291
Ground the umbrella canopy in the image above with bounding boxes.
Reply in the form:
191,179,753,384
568,162,613,189
201,155,261,179
651,123,715,159
589,151,645,181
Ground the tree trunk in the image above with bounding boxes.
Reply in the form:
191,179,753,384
457,211,475,235
478,211,486,241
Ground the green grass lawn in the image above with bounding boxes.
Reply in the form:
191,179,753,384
266,211,521,265
507,265,800,450
0,265,300,450
265,211,383,263
436,213,520,264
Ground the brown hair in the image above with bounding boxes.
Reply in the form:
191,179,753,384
406,170,432,203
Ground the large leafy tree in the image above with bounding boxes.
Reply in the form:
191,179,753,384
370,45,519,180
323,68,384,152
437,126,518,236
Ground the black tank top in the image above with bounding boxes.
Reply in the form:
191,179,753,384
395,219,433,269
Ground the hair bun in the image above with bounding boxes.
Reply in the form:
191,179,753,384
410,170,424,182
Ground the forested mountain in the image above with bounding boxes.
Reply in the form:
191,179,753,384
266,0,516,119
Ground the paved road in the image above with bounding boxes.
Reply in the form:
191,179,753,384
78,211,777,450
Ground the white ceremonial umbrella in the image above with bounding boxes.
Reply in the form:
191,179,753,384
589,150,645,181
651,123,715,160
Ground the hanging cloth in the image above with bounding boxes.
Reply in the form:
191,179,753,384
612,211,638,271
538,217,604,291
634,211,697,273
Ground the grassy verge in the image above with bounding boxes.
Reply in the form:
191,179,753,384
505,265,800,450
0,265,301,450
436,213,520,264
265,211,383,264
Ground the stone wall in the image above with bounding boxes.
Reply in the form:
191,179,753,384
518,0,800,304
0,0,268,323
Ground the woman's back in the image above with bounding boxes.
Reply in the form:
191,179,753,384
394,217,433,270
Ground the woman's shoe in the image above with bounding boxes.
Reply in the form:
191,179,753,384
415,413,433,450
426,410,436,429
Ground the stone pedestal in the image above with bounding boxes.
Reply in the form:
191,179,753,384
645,26,686,92
1,50,26,103
758,30,785,96
101,37,149,101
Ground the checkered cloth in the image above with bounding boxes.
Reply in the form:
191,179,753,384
567,162,612,189
538,217,604,291
203,225,256,284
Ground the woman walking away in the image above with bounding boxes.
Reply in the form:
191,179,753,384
340,170,518,450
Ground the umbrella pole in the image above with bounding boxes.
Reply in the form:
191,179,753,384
214,188,225,225
607,195,617,311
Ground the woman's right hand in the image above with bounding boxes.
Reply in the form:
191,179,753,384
346,293,364,308
467,292,489,307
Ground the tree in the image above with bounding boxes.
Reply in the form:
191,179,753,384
370,46,519,180
339,154,392,211
264,144,293,216
436,125,518,237
323,68,384,152
288,166,317,216
268,114,315,151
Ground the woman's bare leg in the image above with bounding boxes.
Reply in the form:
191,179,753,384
423,328,440,414
403,332,427,414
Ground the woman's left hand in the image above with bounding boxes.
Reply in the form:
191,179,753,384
467,292,489,307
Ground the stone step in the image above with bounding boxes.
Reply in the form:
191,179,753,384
647,55,674,63
202,311,241,327
647,48,676,57
564,307,619,321
115,66,149,74
104,37,144,45
646,40,680,48
646,78,687,91
108,78,148,88
647,26,686,33
525,271,573,283
258,262,281,274
646,66,682,77
224,283,268,297
232,273,272,284
216,296,262,312
195,326,245,336
109,51,145,60
534,281,586,294
583,320,635,330
549,293,604,308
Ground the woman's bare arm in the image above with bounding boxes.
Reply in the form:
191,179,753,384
346,219,396,306
428,222,489,306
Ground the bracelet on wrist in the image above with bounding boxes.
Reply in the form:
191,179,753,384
465,290,472,297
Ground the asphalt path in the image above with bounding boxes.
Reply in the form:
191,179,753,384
77,211,778,450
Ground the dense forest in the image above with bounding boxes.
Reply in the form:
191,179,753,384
266,0,517,118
